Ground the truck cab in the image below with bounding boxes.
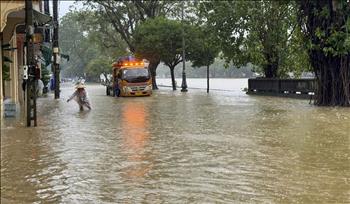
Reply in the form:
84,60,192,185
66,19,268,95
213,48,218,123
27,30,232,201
107,56,152,97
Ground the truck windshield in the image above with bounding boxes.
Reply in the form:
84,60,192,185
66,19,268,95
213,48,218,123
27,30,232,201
121,68,150,83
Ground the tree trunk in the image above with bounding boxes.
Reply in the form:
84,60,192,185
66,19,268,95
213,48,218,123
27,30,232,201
264,52,279,78
299,1,350,106
261,37,279,78
170,66,176,91
264,64,278,78
207,65,210,93
102,73,109,84
149,59,160,90
311,52,350,106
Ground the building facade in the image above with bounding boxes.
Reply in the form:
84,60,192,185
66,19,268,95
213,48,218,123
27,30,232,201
1,0,49,117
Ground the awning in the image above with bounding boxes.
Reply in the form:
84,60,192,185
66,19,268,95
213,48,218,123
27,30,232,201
33,9,52,26
2,8,52,41
5,8,52,27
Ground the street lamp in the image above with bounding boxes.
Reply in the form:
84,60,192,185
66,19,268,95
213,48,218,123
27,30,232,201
181,1,188,92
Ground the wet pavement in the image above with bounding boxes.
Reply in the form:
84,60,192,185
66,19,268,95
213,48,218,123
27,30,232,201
1,81,350,203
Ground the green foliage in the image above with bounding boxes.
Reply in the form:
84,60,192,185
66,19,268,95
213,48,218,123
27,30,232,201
59,11,89,77
83,1,183,89
41,64,50,86
133,17,163,63
186,25,219,68
134,16,215,69
85,57,113,80
84,1,177,52
134,17,183,68
199,1,310,78
298,0,350,106
2,63,11,81
59,0,326,83
59,10,127,79
300,1,350,57
134,17,199,90
74,10,128,57
41,45,52,67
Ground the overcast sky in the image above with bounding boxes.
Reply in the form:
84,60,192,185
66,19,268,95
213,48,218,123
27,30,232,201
59,0,83,18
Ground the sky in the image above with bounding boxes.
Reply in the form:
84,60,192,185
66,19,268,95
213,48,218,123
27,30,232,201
58,0,84,18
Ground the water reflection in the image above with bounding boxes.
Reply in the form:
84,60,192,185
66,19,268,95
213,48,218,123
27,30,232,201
121,102,149,151
120,101,152,180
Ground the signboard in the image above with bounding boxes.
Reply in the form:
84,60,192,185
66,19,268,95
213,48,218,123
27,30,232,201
33,33,43,43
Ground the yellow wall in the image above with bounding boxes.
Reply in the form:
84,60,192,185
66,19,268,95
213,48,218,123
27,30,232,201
1,0,41,32
10,34,18,103
0,37,3,111
1,1,24,32
1,0,41,112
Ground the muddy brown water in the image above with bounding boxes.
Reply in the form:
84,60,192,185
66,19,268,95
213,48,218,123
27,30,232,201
1,80,349,203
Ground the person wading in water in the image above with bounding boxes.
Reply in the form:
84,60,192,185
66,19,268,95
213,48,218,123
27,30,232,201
67,82,92,111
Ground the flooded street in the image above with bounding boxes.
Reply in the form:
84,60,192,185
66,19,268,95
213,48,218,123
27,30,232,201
1,79,350,203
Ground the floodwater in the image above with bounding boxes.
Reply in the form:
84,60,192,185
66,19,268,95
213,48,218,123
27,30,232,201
1,79,349,203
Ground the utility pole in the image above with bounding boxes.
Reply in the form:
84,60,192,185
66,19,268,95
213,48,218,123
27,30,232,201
1,34,3,105
25,0,37,126
44,0,50,43
181,1,188,92
53,0,60,99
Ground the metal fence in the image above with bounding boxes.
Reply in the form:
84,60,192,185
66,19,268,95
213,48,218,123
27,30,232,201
247,78,316,98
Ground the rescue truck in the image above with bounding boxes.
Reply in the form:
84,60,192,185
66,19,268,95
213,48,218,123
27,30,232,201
105,56,152,97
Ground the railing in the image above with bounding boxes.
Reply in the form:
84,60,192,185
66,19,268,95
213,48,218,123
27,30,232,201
247,78,316,98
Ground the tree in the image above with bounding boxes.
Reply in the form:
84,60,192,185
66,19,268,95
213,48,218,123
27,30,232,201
134,17,186,90
187,26,219,93
59,10,127,80
59,11,91,77
85,57,113,82
199,1,309,78
74,10,128,58
84,0,178,89
299,0,350,106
